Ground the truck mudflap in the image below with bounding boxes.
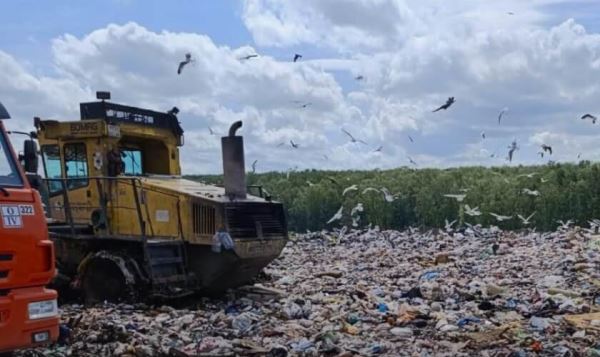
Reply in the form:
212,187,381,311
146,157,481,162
0,287,59,353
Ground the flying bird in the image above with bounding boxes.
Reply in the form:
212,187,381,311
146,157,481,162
517,212,536,225
327,205,344,224
293,54,302,62
326,176,339,185
557,219,574,230
380,187,396,202
355,75,364,81
342,184,358,196
408,156,418,166
208,127,215,135
374,146,383,152
432,97,455,112
541,144,552,155
239,54,259,60
341,128,368,145
290,140,299,149
177,53,193,75
408,135,414,143
464,205,482,217
298,102,312,109
522,188,540,197
498,107,509,124
507,12,515,15
490,213,512,222
481,131,486,139
323,154,329,160
517,172,538,179
350,203,364,218
443,194,467,202
507,140,518,162
444,219,457,232
581,114,597,124
362,187,380,195
276,142,285,147
251,160,258,174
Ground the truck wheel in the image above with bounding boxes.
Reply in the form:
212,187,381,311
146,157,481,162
0,352,14,357
81,257,128,304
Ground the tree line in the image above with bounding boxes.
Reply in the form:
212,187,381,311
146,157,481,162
187,161,600,232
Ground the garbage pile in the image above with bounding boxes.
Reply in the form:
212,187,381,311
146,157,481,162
20,226,600,356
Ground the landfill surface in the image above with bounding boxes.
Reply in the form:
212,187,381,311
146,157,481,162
19,225,600,356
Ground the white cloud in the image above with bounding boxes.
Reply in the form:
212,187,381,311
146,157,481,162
2,2,600,174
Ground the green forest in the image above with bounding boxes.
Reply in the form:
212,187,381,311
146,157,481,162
187,161,600,232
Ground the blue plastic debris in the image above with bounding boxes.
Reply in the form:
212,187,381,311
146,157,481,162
377,302,389,313
457,317,481,328
420,271,440,280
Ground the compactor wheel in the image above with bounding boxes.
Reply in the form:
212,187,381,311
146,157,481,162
81,257,129,304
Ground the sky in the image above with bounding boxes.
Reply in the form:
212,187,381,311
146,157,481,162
1,0,600,174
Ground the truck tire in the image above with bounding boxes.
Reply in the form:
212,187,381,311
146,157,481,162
80,255,131,304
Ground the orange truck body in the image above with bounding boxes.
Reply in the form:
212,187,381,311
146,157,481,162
0,112,59,352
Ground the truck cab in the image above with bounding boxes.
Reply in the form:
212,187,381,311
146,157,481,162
0,102,59,353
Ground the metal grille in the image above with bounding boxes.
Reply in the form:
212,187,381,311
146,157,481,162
225,202,286,239
192,203,216,235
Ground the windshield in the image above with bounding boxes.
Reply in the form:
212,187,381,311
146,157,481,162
0,127,23,186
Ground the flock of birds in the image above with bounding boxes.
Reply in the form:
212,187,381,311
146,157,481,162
175,50,599,170
175,48,598,230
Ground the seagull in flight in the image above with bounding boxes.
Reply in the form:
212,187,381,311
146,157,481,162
517,172,538,179
355,75,364,81
557,219,574,230
541,144,552,155
408,156,418,166
293,53,302,62
408,135,414,143
498,107,508,124
508,140,518,162
341,128,368,145
177,53,193,75
507,12,515,15
374,146,383,152
517,212,536,225
239,54,259,60
490,213,512,222
208,127,215,135
251,160,258,174
290,140,299,149
432,97,455,112
481,131,486,139
464,205,482,217
323,154,329,160
581,114,597,124
443,194,467,202
327,205,344,224
522,188,540,197
380,187,396,202
362,187,380,195
444,219,457,232
342,184,358,196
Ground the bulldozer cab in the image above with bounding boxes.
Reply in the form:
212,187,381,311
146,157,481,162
36,100,186,237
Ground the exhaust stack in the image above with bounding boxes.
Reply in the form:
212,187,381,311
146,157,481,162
222,121,247,199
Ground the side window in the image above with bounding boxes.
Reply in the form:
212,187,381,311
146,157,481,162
64,143,88,190
41,145,63,194
122,149,143,176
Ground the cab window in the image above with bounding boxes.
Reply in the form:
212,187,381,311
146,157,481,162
41,145,63,194
64,143,88,190
0,130,23,186
121,149,143,175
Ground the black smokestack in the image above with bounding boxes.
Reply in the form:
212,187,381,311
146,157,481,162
222,121,246,199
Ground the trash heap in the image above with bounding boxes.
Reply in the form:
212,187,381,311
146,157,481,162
20,226,600,356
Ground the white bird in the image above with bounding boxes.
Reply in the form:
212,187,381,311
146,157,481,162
251,160,258,173
507,140,518,162
350,203,364,227
342,184,358,196
327,206,344,224
490,213,512,222
522,188,540,197
464,205,482,216
408,156,418,166
517,212,536,225
443,194,467,202
381,187,396,202
444,219,457,232
556,219,574,230
540,177,549,183
341,128,368,145
306,181,315,187
517,172,538,179
208,127,215,135
362,187,380,195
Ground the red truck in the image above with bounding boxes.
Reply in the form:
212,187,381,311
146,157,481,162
0,102,58,355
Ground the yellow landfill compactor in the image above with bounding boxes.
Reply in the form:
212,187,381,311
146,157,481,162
34,94,287,301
